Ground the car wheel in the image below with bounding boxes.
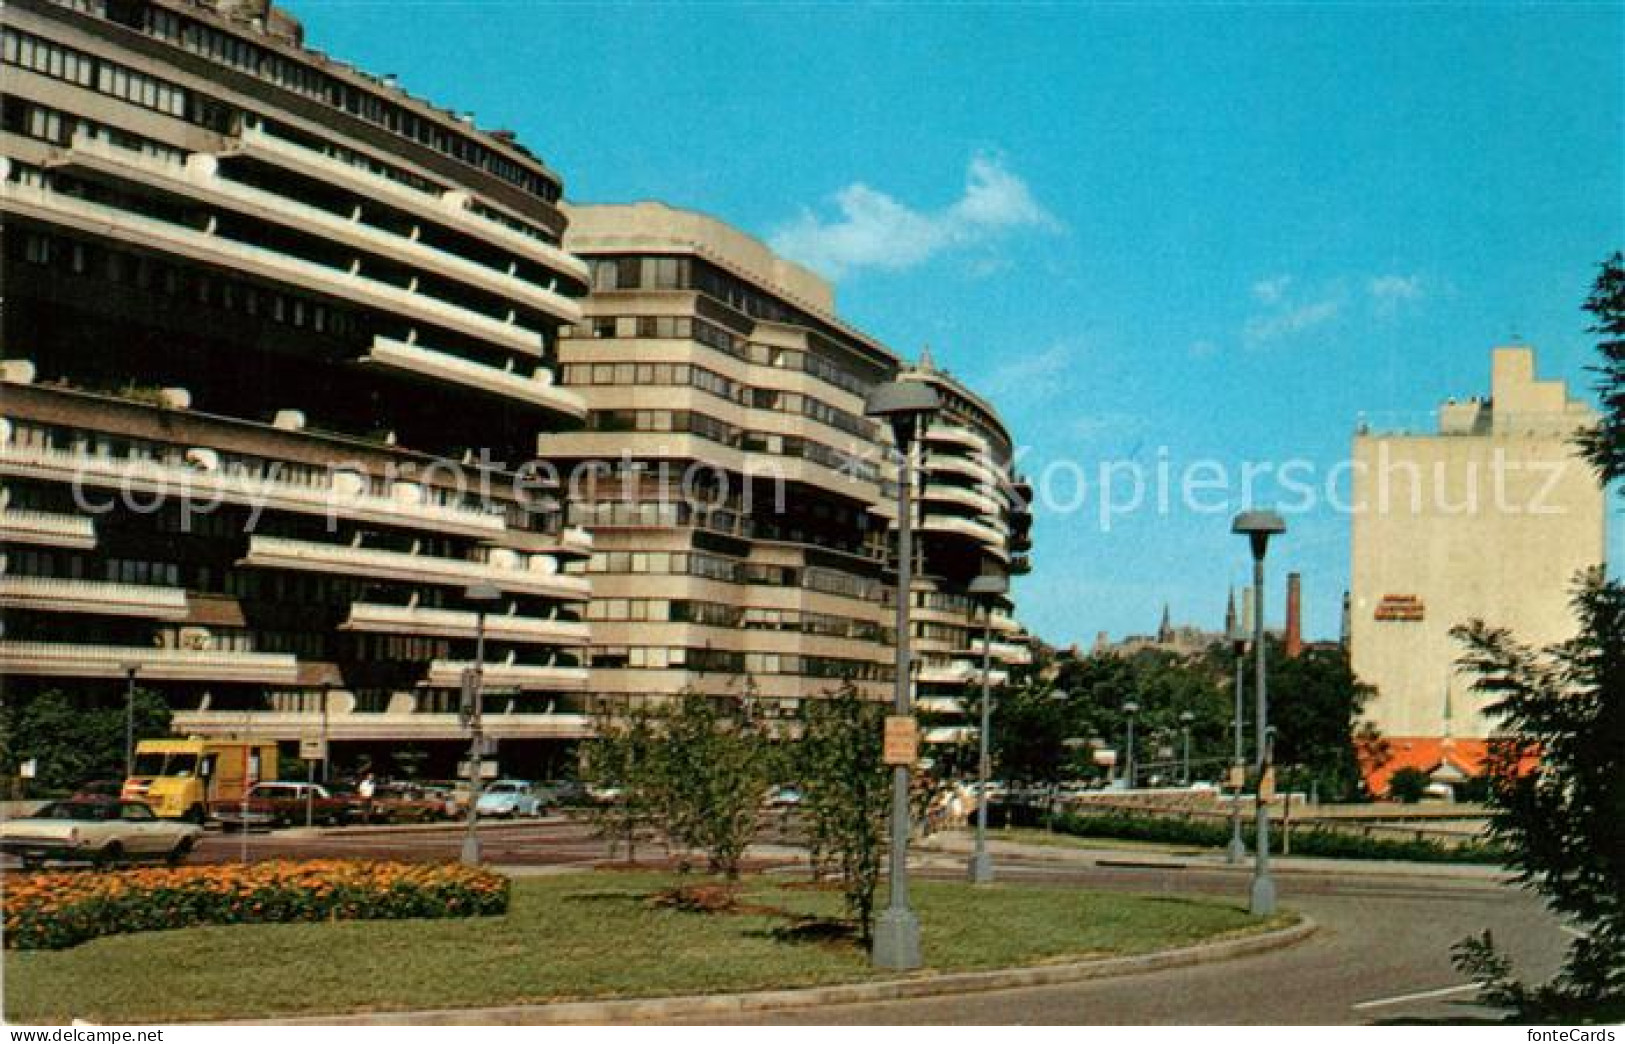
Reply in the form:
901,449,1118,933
166,837,195,866
183,805,206,825
96,842,124,870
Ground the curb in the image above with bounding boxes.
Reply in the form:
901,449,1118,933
244,914,1317,1025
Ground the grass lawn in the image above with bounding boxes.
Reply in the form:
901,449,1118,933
5,871,1286,1023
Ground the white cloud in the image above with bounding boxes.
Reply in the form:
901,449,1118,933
980,342,1075,401
1251,275,1292,305
1243,297,1341,346
1368,274,1424,316
770,154,1056,278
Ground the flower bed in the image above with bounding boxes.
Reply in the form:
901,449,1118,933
4,860,508,950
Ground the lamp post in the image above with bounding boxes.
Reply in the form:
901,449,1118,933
1227,619,1248,864
865,378,939,970
1122,700,1139,790
461,583,503,867
1232,510,1285,915
967,572,1009,885
1179,711,1195,785
120,663,139,781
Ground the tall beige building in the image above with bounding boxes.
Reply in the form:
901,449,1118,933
1351,346,1605,792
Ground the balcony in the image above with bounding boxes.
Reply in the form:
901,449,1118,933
171,708,594,741
0,576,189,619
923,726,976,745
915,696,966,715
0,443,507,539
918,481,1002,516
0,641,299,683
967,639,1034,666
342,602,588,645
239,536,589,599
924,453,997,487
0,508,96,550
923,425,987,452
359,337,584,421
1,180,546,357
224,124,590,290
425,658,589,691
49,136,584,327
920,514,1008,554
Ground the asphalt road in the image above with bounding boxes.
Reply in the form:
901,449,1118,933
107,821,1583,1024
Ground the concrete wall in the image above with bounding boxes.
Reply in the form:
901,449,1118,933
1352,347,1605,741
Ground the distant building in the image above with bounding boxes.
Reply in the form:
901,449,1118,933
1350,346,1605,794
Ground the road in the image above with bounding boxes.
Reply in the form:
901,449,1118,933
64,821,1581,1024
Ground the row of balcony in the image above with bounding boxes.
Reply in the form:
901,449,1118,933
240,535,590,599
0,506,96,549
170,708,594,742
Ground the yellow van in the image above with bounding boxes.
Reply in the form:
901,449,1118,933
123,738,279,822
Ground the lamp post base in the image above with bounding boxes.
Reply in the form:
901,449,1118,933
1250,874,1276,916
460,834,482,867
1226,833,1247,864
968,850,994,885
871,908,922,969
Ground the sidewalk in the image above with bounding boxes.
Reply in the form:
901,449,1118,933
915,829,1514,883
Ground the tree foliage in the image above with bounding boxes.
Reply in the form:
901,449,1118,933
0,687,172,795
1450,252,1625,1021
791,684,890,942
581,700,660,863
652,691,775,879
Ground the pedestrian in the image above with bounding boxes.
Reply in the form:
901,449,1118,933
358,771,376,823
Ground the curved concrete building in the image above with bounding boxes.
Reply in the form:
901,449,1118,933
1,0,592,775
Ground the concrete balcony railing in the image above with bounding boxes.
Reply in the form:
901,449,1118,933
50,137,584,327
920,514,1008,553
225,124,590,288
0,443,507,539
917,662,973,686
0,508,96,550
924,452,998,488
559,526,594,556
1,180,546,357
968,639,1034,666
171,708,594,742
342,602,589,645
923,425,988,452
360,337,585,419
0,640,299,683
0,576,189,619
425,658,589,691
918,481,1003,516
923,726,977,745
915,696,967,715
239,536,589,599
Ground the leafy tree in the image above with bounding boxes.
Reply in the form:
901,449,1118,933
1385,766,1431,804
1269,644,1377,801
792,684,890,943
0,687,171,795
652,691,774,880
1450,252,1625,1021
581,699,660,863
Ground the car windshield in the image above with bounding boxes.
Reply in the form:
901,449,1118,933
488,783,520,794
32,801,116,821
131,752,199,777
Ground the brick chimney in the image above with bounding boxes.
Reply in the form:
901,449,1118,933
1285,572,1304,658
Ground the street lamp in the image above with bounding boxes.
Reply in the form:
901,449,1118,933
1232,509,1286,915
865,377,939,970
460,583,503,867
120,663,139,781
1227,603,1248,864
1122,700,1139,790
1179,711,1195,785
966,571,1009,885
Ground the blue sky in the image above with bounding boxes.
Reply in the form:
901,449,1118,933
288,1,1623,647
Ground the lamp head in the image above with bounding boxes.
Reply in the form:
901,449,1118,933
967,573,1010,602
1123,700,1139,715
864,380,940,451
1231,509,1286,560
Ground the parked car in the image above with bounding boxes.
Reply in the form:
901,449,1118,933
1,798,201,868
476,780,543,818
371,782,453,823
209,782,354,828
533,780,586,808
765,785,803,809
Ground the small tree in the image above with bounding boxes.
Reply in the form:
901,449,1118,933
654,690,774,880
794,684,890,943
582,699,660,863
1386,766,1431,804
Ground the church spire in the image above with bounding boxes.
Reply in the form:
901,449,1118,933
1224,587,1238,640
1157,604,1174,644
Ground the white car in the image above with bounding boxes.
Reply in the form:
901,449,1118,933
1,798,202,868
